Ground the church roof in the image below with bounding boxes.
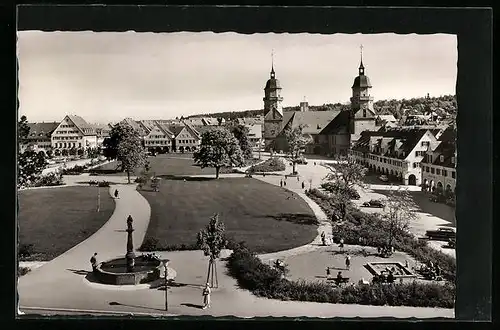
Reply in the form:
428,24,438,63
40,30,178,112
284,111,340,135
352,75,372,89
319,111,350,135
265,78,282,90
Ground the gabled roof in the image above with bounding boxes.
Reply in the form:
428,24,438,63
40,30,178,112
168,125,186,138
120,118,149,136
155,122,175,137
319,110,350,135
26,122,59,139
421,139,456,168
376,114,397,122
287,111,340,135
66,115,96,136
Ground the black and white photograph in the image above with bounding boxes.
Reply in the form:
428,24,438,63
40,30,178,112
14,6,492,321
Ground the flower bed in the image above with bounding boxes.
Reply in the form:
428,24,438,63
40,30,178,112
305,189,456,282
249,157,285,173
226,246,455,308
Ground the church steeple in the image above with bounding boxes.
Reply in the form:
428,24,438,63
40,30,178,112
359,44,365,75
270,49,276,78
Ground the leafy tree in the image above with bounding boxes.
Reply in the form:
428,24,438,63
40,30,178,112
196,213,227,288
18,150,47,188
324,155,367,188
283,124,312,174
69,147,77,156
110,123,148,184
18,115,30,142
45,149,53,159
193,127,244,179
61,149,69,156
382,187,418,248
228,124,253,160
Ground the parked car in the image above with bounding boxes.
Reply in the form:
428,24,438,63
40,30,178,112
425,227,456,241
379,175,389,182
362,199,385,208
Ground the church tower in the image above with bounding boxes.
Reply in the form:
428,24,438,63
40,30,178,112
349,45,376,143
263,52,284,150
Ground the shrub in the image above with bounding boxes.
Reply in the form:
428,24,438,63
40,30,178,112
32,172,65,187
60,164,87,175
226,245,455,308
98,181,110,187
18,266,31,277
18,243,35,259
249,157,285,173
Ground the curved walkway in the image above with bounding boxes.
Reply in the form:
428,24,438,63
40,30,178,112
18,183,151,307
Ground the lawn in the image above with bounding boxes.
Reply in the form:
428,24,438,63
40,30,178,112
139,177,318,253
18,186,115,261
91,154,215,176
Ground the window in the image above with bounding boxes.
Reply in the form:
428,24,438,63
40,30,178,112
426,166,429,172
421,141,430,147
413,163,416,168
436,169,441,175
431,167,435,174
452,171,456,179
402,152,406,157
451,156,455,164
443,170,447,177
440,155,444,162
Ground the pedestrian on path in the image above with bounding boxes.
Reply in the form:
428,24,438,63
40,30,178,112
302,181,305,189
321,231,326,246
280,180,283,187
114,189,119,199
90,253,98,272
202,283,211,309
297,176,300,182
284,180,287,187
345,255,351,270
326,267,331,276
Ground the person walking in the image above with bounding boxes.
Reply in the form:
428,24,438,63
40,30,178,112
345,255,351,270
321,231,326,246
280,180,283,187
326,267,331,276
297,176,300,182
202,283,211,309
302,181,305,189
90,253,98,272
284,180,287,187
114,189,119,199
339,238,344,252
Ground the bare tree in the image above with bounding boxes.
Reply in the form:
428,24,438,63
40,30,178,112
324,155,367,188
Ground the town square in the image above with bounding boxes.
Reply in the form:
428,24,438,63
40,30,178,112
17,31,458,318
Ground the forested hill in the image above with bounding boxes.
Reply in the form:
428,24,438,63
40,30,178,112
187,95,456,120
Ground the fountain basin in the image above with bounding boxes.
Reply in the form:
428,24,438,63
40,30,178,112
94,255,162,285
364,261,416,279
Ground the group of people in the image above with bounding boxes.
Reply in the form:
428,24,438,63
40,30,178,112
420,260,442,280
279,175,306,190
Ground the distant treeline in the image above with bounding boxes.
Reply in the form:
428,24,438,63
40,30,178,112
187,95,456,121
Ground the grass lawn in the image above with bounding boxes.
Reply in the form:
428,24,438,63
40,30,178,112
18,186,115,261
139,177,318,253
92,154,215,177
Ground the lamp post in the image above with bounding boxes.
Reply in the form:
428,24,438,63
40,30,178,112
163,259,170,311
96,185,100,212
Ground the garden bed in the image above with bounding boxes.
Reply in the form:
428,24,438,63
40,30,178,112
227,246,455,308
248,157,285,173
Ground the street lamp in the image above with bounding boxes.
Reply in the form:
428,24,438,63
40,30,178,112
163,259,170,311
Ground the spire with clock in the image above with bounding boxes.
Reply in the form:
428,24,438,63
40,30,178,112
263,49,284,150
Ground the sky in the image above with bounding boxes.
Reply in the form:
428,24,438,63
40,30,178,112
18,31,457,124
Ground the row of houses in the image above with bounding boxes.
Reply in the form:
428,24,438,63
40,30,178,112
20,114,264,155
349,125,456,193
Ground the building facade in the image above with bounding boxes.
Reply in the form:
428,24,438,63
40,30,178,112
420,127,457,194
21,122,59,154
350,127,440,186
51,115,98,155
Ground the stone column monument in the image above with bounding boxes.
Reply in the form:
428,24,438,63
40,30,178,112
126,215,136,272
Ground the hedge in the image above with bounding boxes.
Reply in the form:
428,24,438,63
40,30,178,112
320,181,360,200
227,246,455,308
306,188,456,282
